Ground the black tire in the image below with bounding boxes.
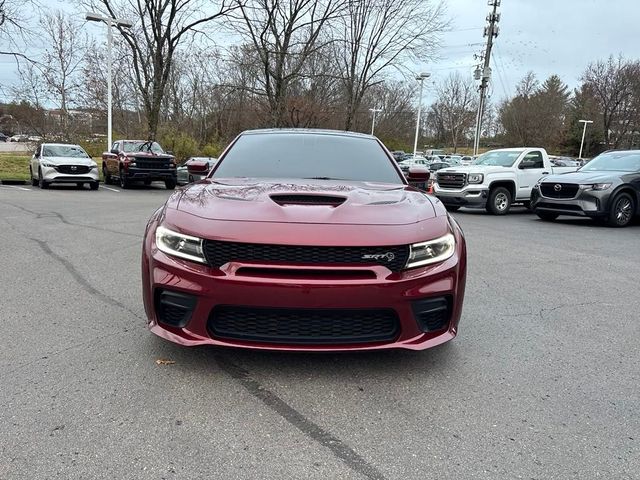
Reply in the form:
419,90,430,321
536,211,558,221
76,182,85,189
38,169,49,189
30,167,38,186
606,192,635,227
143,179,152,186
165,178,176,190
445,205,461,212
523,201,532,211
90,181,99,191
119,170,130,189
102,164,112,185
486,187,512,215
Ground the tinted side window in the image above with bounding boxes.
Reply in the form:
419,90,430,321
214,133,402,184
521,151,544,169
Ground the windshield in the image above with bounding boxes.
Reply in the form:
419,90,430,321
213,133,403,184
580,151,640,172
42,145,89,158
122,141,164,154
474,150,524,167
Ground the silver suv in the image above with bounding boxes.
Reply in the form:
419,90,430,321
30,143,100,190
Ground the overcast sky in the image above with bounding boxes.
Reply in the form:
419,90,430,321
1,0,639,106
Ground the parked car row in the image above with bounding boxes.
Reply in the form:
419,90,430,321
27,139,216,191
431,147,640,227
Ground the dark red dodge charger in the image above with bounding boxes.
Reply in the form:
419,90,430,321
142,129,467,351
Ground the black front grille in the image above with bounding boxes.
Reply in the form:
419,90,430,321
208,306,400,344
540,183,579,199
55,165,90,175
134,158,171,169
537,202,582,211
437,172,466,189
202,240,410,272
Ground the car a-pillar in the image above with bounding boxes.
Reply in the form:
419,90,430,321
486,181,515,215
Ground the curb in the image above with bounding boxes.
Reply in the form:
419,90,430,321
0,179,28,185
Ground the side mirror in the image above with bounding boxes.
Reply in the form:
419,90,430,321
110,148,119,154
406,166,430,191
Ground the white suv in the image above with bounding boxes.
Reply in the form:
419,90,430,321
30,143,100,190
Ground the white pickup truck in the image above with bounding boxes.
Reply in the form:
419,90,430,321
432,147,579,214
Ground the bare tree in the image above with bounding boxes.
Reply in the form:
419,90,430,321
582,55,640,148
428,72,477,152
230,0,346,127
38,11,88,137
85,0,237,140
335,0,446,131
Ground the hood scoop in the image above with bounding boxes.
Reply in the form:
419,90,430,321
270,194,346,207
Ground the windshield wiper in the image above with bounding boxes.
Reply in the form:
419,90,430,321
304,176,346,180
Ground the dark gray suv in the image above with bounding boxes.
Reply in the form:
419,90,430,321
530,150,640,227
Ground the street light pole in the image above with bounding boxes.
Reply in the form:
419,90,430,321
369,108,382,135
413,72,430,157
578,119,593,160
86,13,133,151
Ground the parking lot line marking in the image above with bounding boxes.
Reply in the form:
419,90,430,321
100,186,120,192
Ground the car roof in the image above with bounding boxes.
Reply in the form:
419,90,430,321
240,128,376,140
41,143,84,148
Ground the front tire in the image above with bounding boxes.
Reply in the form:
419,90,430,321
445,205,461,212
606,192,635,227
119,170,130,189
38,169,49,189
536,212,559,221
165,178,176,190
102,164,113,185
90,181,99,190
487,187,512,215
30,167,38,186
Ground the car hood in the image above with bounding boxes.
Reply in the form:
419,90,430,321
124,152,174,159
438,165,510,175
541,171,623,184
169,178,437,225
41,156,96,166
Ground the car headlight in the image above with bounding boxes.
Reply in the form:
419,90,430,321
155,226,206,264
89,163,98,170
406,233,456,269
40,161,56,167
467,173,484,184
587,183,612,191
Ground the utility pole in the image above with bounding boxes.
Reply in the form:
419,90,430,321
473,0,501,156
578,119,593,159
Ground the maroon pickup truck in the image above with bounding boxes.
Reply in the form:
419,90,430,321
102,140,177,189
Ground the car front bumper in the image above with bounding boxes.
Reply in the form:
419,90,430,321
41,166,99,183
433,185,489,208
141,224,467,352
125,167,177,181
531,186,609,217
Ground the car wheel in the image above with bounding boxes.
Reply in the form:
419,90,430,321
536,212,558,221
119,170,130,189
445,206,460,212
606,192,635,227
30,167,38,186
144,179,152,186
38,169,49,189
165,178,176,190
102,164,112,185
487,187,511,215
90,181,99,191
76,182,84,189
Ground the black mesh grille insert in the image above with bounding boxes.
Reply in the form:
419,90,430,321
133,158,172,169
202,240,410,272
55,165,90,174
208,306,400,344
411,296,451,332
540,183,579,199
155,290,197,328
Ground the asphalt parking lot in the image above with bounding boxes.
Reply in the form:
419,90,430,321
1,183,638,480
